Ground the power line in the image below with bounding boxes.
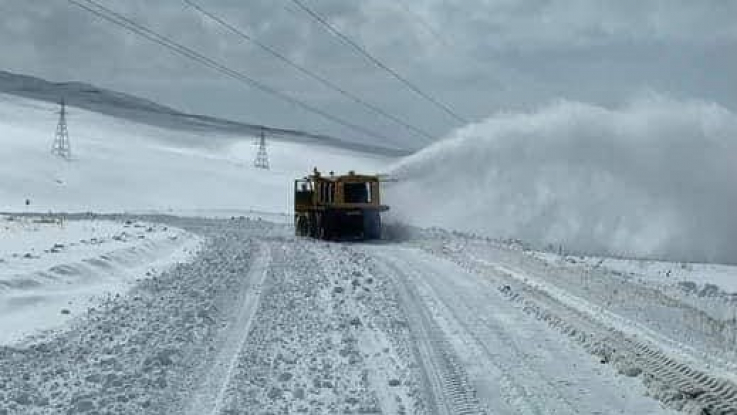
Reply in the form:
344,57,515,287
395,0,451,48
183,0,435,143
288,0,467,125
66,0,395,145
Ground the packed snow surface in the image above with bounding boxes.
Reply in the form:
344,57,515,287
2,217,705,414
0,214,200,345
386,95,737,264
0,93,392,215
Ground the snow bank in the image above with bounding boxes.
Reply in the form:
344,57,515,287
387,95,737,264
549,254,737,295
0,215,201,345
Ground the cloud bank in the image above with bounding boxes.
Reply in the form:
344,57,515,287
1,1,735,148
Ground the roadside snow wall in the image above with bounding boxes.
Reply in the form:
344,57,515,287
386,95,737,264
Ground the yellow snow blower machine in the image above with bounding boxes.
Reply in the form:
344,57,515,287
294,169,389,240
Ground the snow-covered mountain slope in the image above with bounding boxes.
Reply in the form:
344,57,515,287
386,95,737,265
0,92,392,215
0,70,411,156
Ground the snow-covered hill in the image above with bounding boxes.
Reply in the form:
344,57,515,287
1,81,736,414
386,95,737,265
0,92,392,215
0,84,392,346
0,70,411,156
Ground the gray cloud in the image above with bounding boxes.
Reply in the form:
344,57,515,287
1,0,735,148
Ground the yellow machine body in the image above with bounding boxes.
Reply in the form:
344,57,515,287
294,169,389,240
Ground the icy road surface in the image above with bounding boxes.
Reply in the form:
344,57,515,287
1,217,735,414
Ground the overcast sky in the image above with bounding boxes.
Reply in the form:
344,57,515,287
1,0,735,148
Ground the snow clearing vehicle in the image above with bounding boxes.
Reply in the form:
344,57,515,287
294,169,389,240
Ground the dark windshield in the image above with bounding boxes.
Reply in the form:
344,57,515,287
344,182,370,203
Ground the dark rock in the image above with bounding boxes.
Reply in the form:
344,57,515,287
12,392,32,405
293,387,305,400
84,374,101,384
72,399,95,412
267,387,283,400
621,366,642,377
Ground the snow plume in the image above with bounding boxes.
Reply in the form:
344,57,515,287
387,95,737,264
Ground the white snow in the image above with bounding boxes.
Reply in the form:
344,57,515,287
532,251,737,295
365,243,677,414
2,83,735,414
0,214,201,345
386,95,737,264
0,93,393,216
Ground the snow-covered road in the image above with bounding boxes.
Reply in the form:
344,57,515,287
1,217,735,414
366,245,673,414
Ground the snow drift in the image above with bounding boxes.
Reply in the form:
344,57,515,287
387,95,737,264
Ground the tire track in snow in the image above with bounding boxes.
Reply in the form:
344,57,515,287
452,251,737,414
372,247,580,414
370,248,486,415
186,242,271,415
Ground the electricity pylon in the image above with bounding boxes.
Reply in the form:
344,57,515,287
254,128,269,170
51,98,71,160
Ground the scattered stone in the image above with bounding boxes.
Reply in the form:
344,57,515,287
621,366,642,377
72,399,95,412
267,387,283,400
12,392,33,405
84,374,101,384
292,387,305,400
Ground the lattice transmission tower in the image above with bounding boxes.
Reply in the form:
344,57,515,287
254,128,269,170
51,98,71,160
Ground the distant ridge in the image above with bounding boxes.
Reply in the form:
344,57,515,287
0,70,411,157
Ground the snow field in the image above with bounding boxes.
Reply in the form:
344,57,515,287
0,214,200,345
0,93,392,216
